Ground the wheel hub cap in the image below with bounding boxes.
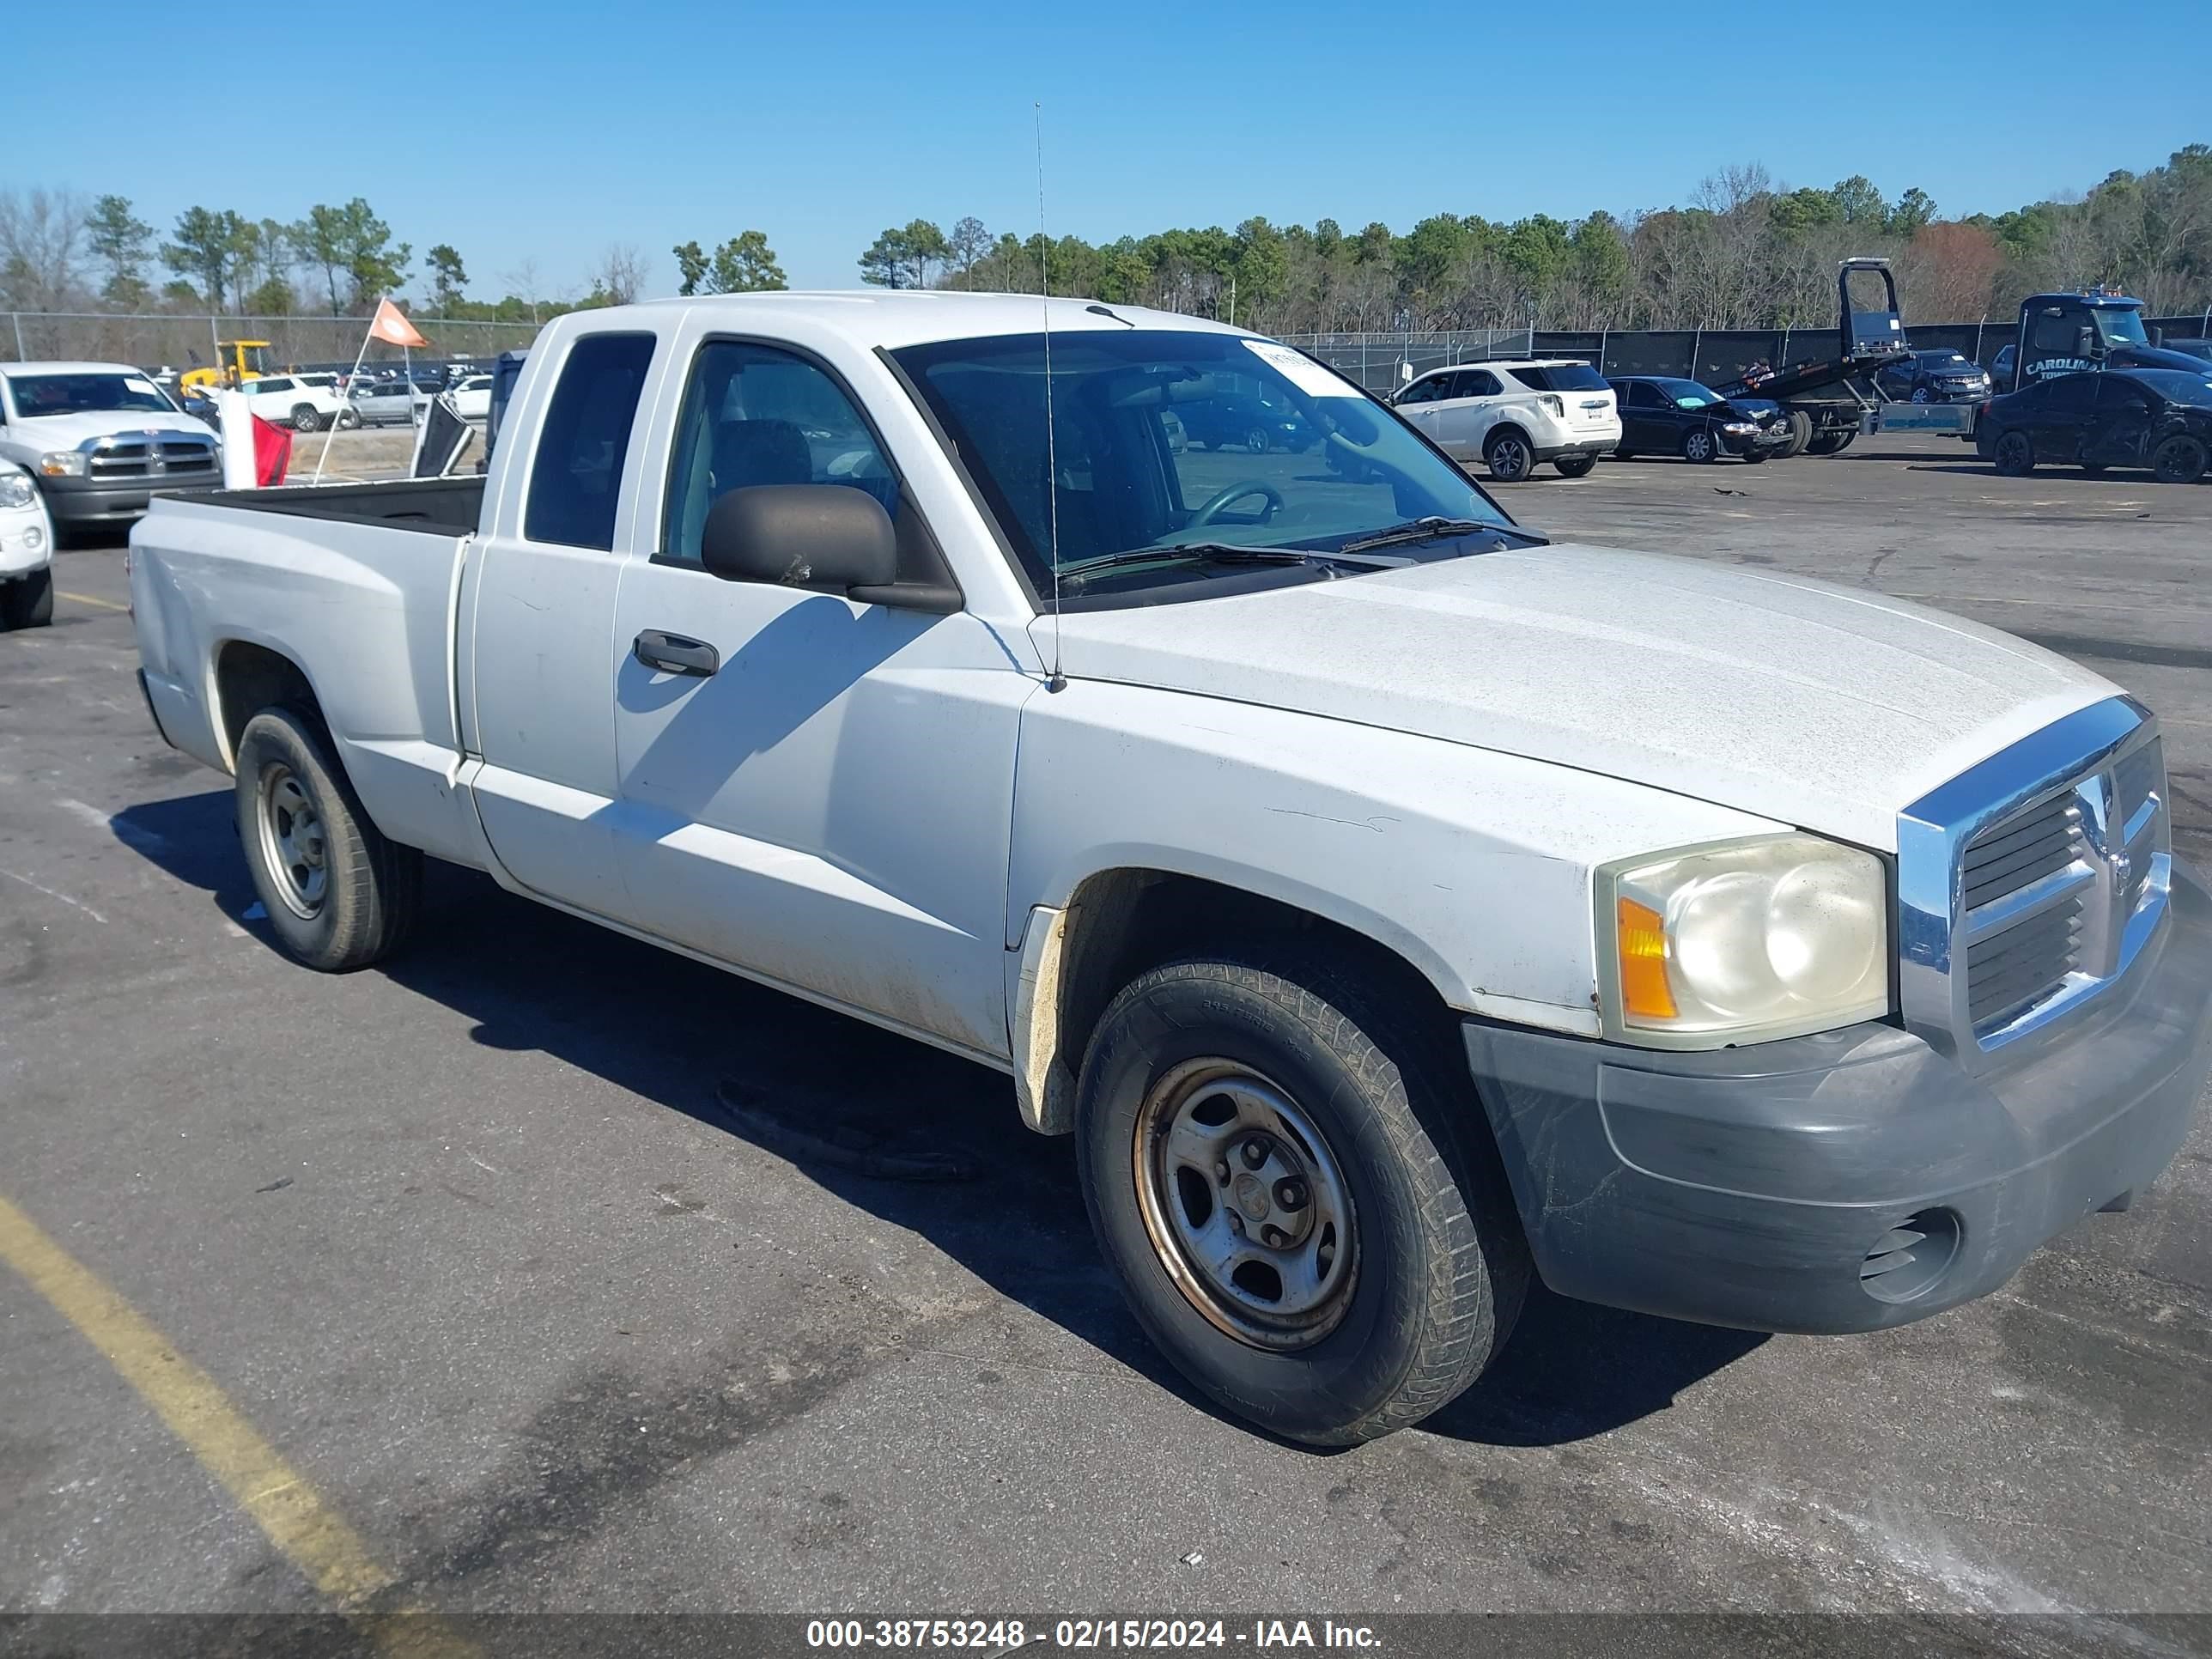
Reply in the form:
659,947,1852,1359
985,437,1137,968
258,764,328,918
1133,1060,1357,1351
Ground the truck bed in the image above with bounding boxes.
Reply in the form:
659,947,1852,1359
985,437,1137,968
131,481,488,873
196,475,485,534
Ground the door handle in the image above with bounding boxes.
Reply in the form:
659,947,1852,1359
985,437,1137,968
633,629,720,678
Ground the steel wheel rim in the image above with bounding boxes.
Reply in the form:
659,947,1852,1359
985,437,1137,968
257,763,329,918
1132,1058,1358,1351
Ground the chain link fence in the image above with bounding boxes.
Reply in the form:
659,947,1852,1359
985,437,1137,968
1280,313,2212,396
2,311,545,372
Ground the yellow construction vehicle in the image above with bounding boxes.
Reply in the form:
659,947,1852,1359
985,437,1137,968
179,340,276,397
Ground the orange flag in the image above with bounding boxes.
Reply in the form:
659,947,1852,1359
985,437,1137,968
368,298,428,349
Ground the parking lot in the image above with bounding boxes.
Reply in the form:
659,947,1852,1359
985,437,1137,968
3,438,2208,1640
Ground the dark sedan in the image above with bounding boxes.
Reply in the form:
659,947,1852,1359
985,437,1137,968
1876,348,1992,404
1176,389,1316,453
1606,376,1790,462
1976,368,2212,483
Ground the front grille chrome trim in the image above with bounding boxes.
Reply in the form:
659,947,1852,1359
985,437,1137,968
1896,696,2170,1072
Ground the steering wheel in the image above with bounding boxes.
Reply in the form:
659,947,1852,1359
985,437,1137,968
1188,480,1285,527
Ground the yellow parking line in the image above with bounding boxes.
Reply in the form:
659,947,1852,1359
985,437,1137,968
58,590,129,612
0,1193,476,1656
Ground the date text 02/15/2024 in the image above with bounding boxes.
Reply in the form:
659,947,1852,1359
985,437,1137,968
803,1620,1382,1650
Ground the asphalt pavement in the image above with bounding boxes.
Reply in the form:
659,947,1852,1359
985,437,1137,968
2,437,2207,1647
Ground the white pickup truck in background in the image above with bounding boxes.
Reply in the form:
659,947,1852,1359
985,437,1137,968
128,294,2212,1445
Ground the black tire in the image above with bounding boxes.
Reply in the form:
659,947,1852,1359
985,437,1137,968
1991,428,2036,477
337,407,363,430
1245,425,1272,454
292,404,323,433
1075,951,1528,1446
1778,410,1813,459
1828,428,1856,454
1553,453,1597,477
234,706,422,972
1611,449,1634,462
1803,429,1848,456
1741,448,1770,464
2151,434,2209,485
0,566,53,629
1681,427,1718,464
1483,428,1534,483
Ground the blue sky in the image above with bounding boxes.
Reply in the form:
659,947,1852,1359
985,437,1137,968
14,1,2207,301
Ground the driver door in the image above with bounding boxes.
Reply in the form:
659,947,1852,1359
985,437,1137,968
604,330,1029,1060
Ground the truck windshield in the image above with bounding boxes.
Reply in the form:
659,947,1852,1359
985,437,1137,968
2096,309,2150,346
892,329,1511,602
5,373,179,417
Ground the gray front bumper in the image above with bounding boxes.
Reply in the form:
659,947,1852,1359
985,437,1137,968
1466,860,2212,1335
40,473,218,526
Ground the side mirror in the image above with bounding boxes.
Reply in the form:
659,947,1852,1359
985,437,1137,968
2076,327,2099,358
2150,326,2164,347
700,483,898,595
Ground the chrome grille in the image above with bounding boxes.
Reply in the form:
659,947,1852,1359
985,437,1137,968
85,435,217,481
1897,701,2172,1069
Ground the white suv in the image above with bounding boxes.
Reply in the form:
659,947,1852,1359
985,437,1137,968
236,374,357,433
1393,359,1620,481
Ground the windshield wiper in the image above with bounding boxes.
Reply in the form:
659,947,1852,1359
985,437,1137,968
1057,544,1389,588
1338,516,1543,554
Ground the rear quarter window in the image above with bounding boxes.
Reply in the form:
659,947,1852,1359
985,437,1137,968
524,332,656,550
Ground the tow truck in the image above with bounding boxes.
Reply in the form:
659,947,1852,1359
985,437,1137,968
1715,258,1909,458
1999,288,2209,389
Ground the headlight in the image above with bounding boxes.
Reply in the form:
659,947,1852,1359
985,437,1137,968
0,471,33,508
1597,834,1890,1048
1721,421,1758,435
40,451,88,477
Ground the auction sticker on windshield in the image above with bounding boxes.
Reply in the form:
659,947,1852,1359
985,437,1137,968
1244,340,1362,398
125,378,161,397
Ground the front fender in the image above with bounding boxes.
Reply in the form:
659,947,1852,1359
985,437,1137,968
1009,680,1781,1035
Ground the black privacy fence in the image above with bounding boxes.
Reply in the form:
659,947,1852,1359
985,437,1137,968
1281,314,2212,394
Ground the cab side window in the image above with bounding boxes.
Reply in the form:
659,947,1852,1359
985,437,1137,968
524,331,656,550
2029,311,2081,356
661,340,896,565
1399,376,1443,404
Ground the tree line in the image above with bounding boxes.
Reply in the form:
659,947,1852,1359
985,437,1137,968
0,186,790,324
858,147,2212,333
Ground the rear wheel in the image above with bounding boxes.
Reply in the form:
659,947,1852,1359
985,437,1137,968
2152,434,2208,484
1075,951,1528,1445
1681,427,1718,464
1483,428,1534,483
1553,453,1597,477
1991,428,2036,477
234,707,422,972
0,567,53,629
1777,410,1814,459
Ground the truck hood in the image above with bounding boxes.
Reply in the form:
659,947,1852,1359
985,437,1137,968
1048,544,2116,852
0,410,213,453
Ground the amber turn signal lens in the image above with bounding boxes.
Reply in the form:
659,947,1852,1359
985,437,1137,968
1616,896,1677,1021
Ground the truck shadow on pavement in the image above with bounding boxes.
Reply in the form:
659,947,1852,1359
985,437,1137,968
113,788,1764,1453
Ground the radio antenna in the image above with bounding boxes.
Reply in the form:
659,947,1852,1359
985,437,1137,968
1036,99,1066,692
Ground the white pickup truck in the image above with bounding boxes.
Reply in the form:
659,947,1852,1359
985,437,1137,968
129,294,2211,1445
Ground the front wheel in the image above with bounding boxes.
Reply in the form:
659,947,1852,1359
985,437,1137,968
1681,428,1718,464
1991,428,2036,477
0,567,53,629
2152,434,2208,485
234,707,422,971
1483,429,1534,483
1245,425,1272,454
1076,952,1528,1445
337,407,363,430
1553,453,1597,477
